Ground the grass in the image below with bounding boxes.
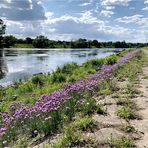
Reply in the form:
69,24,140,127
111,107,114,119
77,98,107,116
51,116,94,148
122,124,136,133
110,138,133,148
12,43,34,48
116,98,131,106
113,53,143,82
116,106,138,120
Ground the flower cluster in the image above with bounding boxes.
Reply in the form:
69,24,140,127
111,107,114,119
0,49,141,137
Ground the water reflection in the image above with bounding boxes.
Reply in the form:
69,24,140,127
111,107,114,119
0,49,8,79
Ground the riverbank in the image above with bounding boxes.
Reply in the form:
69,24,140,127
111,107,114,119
0,48,121,86
0,50,124,111
0,48,147,147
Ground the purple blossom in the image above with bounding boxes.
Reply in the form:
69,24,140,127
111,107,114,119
0,127,7,136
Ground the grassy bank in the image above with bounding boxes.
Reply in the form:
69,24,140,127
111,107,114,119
12,43,34,48
0,50,126,112
0,48,142,147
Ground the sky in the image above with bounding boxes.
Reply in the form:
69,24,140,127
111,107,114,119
0,0,148,42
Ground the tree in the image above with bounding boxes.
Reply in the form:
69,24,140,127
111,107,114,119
75,38,88,48
33,35,49,48
3,35,17,48
26,37,33,44
0,19,6,48
92,40,101,48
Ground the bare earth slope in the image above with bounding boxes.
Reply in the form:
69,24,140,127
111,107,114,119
133,49,148,147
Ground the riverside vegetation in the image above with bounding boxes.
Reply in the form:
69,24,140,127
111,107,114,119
0,48,146,147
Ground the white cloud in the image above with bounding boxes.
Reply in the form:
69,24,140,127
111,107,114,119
116,15,143,23
45,11,54,18
142,6,148,10
101,0,131,6
79,2,92,6
6,0,11,3
101,10,114,17
105,6,115,10
144,0,148,4
28,0,33,10
97,24,131,36
44,11,103,25
79,0,93,6
116,15,148,28
1,0,147,42
79,11,99,24
0,4,10,9
48,28,56,33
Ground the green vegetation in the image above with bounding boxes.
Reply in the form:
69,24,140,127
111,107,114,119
33,35,49,48
113,53,144,121
113,52,143,82
0,53,122,112
12,43,33,48
116,98,130,106
1,35,147,49
52,116,94,148
110,138,133,148
116,106,137,119
122,124,135,133
0,19,6,48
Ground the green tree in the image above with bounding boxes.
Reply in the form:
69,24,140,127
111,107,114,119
0,19,6,48
33,35,49,48
74,38,88,48
92,40,101,48
26,37,33,44
3,35,17,48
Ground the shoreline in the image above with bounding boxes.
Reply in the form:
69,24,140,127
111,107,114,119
3,47,123,50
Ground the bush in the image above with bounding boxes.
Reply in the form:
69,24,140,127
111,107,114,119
51,72,66,83
116,106,137,119
60,63,78,74
105,55,117,65
83,58,104,69
31,76,44,86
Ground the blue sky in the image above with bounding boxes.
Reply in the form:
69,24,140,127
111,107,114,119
0,0,148,42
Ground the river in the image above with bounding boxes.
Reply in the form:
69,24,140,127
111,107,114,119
0,48,121,86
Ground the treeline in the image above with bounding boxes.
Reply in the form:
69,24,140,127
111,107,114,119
1,35,147,48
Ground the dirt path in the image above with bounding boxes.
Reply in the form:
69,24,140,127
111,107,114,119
132,49,148,148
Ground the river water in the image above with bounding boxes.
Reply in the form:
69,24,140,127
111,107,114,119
0,48,121,86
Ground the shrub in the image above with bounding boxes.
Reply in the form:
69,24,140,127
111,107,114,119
79,99,96,115
67,75,77,82
116,106,137,119
83,58,104,69
31,76,44,86
51,72,66,83
105,55,117,65
56,63,78,75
